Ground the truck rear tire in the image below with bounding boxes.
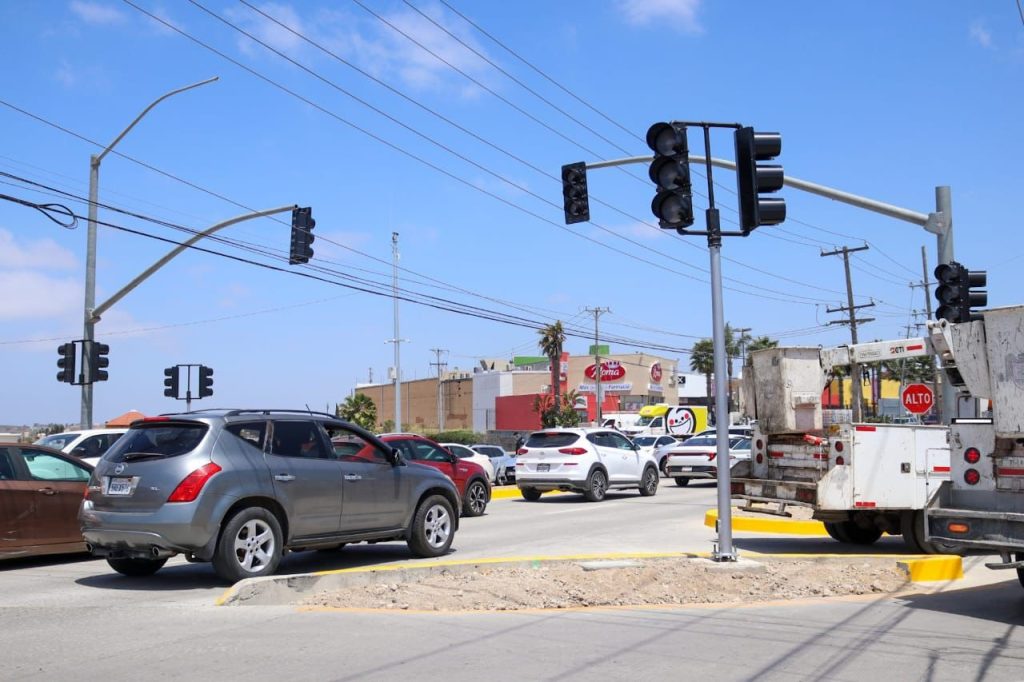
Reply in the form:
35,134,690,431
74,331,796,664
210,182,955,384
1017,553,1024,590
839,521,882,545
824,522,850,543
901,510,964,555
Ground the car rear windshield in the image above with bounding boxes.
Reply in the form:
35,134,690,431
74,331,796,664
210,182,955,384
684,436,717,447
525,432,580,448
474,446,504,458
37,433,81,449
104,422,209,462
634,436,657,446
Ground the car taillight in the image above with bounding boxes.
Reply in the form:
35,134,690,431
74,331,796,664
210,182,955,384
834,441,844,453
947,522,969,534
964,447,981,464
964,468,980,486
167,462,222,502
558,447,587,455
707,452,716,461
517,448,528,455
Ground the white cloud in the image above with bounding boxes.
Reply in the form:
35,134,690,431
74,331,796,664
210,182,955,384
69,1,127,26
0,229,78,270
969,20,994,49
0,271,80,320
226,3,308,57
618,0,703,34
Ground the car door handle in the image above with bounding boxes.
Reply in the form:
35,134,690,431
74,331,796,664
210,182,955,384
37,488,56,495
344,474,362,481
273,474,296,482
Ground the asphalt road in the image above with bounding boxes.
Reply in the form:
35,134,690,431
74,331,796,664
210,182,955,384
2,482,1022,680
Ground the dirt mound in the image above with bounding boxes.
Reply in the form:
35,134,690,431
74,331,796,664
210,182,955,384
300,556,909,611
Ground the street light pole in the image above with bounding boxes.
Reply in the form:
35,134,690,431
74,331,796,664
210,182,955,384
81,76,218,428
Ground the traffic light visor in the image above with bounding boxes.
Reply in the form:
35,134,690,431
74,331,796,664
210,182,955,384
649,156,691,190
646,122,687,156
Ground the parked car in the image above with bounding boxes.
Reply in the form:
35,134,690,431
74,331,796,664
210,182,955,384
439,442,496,482
379,434,491,517
35,428,127,466
0,443,93,560
470,444,516,485
664,435,751,487
632,435,679,475
515,428,659,502
80,410,461,583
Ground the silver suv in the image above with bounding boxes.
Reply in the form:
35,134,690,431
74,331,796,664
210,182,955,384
80,409,461,583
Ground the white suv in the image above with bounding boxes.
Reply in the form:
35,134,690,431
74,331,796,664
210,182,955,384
515,428,660,502
35,428,127,466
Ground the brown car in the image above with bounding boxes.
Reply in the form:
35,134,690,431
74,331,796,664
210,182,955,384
0,443,93,560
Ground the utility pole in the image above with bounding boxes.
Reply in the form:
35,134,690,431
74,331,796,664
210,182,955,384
386,232,406,431
585,306,610,425
430,348,449,431
909,245,944,422
821,245,875,422
734,327,751,412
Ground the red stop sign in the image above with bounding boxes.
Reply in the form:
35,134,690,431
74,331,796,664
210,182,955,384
902,383,934,415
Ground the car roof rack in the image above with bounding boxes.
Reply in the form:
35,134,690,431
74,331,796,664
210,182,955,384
221,408,340,419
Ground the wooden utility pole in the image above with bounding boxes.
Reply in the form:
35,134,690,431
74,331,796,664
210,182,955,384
430,348,448,431
821,245,875,421
585,306,610,425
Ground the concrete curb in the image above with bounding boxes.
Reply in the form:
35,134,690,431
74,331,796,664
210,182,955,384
703,509,830,536
490,487,566,500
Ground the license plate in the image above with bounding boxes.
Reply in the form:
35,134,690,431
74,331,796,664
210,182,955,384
537,463,550,472
679,466,692,472
106,477,134,496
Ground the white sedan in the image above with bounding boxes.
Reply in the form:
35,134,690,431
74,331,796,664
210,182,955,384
631,435,679,475
440,442,496,483
664,436,751,487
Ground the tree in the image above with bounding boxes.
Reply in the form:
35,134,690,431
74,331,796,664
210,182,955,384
538,321,566,405
532,390,581,428
690,339,715,415
745,336,778,354
337,393,377,431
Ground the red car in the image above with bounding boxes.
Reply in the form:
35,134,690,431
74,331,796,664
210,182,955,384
379,434,490,517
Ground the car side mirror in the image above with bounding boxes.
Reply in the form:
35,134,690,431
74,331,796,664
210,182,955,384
72,446,88,457
633,443,640,451
386,447,403,466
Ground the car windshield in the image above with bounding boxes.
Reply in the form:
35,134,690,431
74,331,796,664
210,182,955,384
525,432,580,448
104,422,209,462
732,438,751,450
37,433,80,449
634,436,658,446
683,436,717,447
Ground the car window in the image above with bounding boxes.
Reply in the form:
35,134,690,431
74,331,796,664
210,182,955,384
105,423,209,462
444,444,475,459
658,437,675,446
37,433,80,450
473,446,504,459
526,432,579,448
0,448,16,480
326,424,386,463
605,432,635,450
226,421,268,451
685,436,717,447
732,438,751,450
405,441,451,462
20,449,90,481
634,437,657,446
271,421,328,459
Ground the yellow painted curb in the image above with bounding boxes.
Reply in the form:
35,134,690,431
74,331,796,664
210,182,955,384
705,509,830,536
490,487,565,500
897,556,963,582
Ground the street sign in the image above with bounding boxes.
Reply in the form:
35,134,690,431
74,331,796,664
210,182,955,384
902,383,934,415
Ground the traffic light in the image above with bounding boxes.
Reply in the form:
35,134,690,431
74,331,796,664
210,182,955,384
734,127,786,232
646,122,693,230
561,162,590,224
87,341,110,383
934,261,987,323
163,366,179,399
289,206,315,265
56,342,76,384
198,365,214,398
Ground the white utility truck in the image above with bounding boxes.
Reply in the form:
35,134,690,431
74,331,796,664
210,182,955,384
925,305,1024,587
732,336,953,552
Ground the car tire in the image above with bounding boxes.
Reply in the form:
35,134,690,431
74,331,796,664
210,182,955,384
638,466,659,497
463,480,488,517
659,456,669,476
520,487,542,501
407,494,455,558
583,469,608,502
839,520,882,545
674,476,690,487
106,557,167,577
212,507,283,583
495,471,508,486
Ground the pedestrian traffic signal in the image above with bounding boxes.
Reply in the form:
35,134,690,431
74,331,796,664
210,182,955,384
198,365,214,398
57,342,76,384
163,366,179,399
289,206,315,265
561,162,590,224
935,261,987,323
646,122,694,230
87,341,110,383
734,127,786,232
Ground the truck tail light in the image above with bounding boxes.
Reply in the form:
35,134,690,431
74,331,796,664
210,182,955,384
947,522,970,534
167,462,222,502
835,456,845,466
795,489,815,503
558,447,587,455
964,468,981,486
833,441,844,453
964,447,981,464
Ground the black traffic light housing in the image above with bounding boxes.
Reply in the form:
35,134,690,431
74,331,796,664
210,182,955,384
289,206,316,265
163,366,180,398
198,365,214,398
57,342,76,384
87,341,110,383
935,261,987,323
734,127,786,232
647,122,694,230
561,162,590,224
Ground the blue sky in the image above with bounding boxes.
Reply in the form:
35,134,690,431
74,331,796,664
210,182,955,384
1,1,1021,426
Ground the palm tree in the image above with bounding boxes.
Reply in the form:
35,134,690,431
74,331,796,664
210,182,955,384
337,393,377,431
690,339,715,416
538,321,565,405
745,336,778,354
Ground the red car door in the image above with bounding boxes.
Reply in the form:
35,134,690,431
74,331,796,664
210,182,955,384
16,447,92,547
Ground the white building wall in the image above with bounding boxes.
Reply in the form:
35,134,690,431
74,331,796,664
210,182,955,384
675,372,707,401
472,372,511,432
